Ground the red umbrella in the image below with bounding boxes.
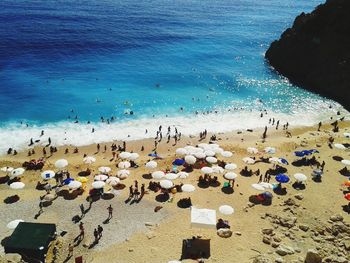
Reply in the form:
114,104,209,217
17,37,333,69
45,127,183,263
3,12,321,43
345,193,350,201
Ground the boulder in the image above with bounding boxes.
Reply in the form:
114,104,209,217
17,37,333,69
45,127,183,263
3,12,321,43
305,249,322,263
276,244,295,256
217,228,232,238
299,224,309,232
330,214,343,222
253,255,272,263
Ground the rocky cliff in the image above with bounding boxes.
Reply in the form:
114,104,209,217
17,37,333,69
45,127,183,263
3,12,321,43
265,0,350,111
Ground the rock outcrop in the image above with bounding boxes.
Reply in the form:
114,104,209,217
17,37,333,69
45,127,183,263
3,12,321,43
265,0,350,110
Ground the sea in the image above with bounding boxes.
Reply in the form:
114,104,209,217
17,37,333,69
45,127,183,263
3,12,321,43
0,0,346,153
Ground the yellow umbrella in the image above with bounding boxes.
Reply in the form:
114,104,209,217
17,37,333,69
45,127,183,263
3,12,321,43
76,177,88,183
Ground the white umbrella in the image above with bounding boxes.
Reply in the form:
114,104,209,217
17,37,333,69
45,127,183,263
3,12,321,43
168,261,181,263
224,172,237,180
178,171,189,179
117,169,130,179
219,205,234,215
265,147,276,154
204,150,215,157
194,152,206,159
341,159,350,166
94,174,108,181
269,157,280,164
119,151,131,159
10,168,25,177
243,157,255,164
212,147,224,155
251,183,265,191
225,163,237,170
7,219,24,229
160,179,173,189
201,167,213,174
221,151,233,158
10,182,25,190
98,166,111,174
176,148,188,156
259,182,273,189
83,156,96,164
165,173,179,180
181,184,195,192
293,173,307,182
206,156,217,164
92,181,105,189
145,161,157,169
212,166,224,174
198,143,209,149
185,155,196,165
152,171,165,179
68,181,82,189
1,167,14,172
55,159,68,169
106,176,120,186
118,161,131,169
334,143,346,150
129,153,139,161
344,132,350,138
247,147,258,154
41,170,55,180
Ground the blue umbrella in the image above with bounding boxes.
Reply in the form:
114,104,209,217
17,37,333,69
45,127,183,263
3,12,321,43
310,149,319,154
63,178,74,185
294,151,304,157
276,174,290,183
279,158,289,165
302,150,312,156
262,191,273,199
148,153,158,157
172,159,185,166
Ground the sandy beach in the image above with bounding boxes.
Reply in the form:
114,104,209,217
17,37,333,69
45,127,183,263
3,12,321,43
0,119,350,263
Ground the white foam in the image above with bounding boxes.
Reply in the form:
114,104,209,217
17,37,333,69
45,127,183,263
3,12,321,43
0,100,348,154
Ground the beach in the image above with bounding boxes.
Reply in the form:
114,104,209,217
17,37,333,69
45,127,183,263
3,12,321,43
0,117,349,263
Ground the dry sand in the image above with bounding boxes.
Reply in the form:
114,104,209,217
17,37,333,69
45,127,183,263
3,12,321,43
0,120,350,263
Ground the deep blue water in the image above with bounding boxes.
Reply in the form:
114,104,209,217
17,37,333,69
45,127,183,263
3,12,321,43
0,0,328,124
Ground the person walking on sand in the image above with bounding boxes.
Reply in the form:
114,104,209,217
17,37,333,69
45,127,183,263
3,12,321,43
97,144,100,152
79,222,85,240
93,228,99,243
129,185,133,199
97,225,103,239
107,205,113,219
68,243,74,258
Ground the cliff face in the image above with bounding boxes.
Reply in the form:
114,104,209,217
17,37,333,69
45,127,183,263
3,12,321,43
265,0,350,110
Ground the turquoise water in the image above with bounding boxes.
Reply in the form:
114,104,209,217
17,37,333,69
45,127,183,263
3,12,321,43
0,0,344,152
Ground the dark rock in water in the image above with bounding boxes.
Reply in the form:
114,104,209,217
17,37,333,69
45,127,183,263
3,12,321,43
265,0,350,110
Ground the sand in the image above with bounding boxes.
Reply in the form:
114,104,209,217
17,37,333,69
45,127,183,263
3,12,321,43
0,120,350,263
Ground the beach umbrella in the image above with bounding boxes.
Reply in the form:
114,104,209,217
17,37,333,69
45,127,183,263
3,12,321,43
247,147,258,154
221,151,233,158
117,169,130,179
279,158,289,165
224,172,237,180
160,179,173,189
312,169,323,177
98,166,111,174
165,173,179,180
181,184,195,192
225,163,237,170
7,219,24,229
212,166,224,174
129,153,139,161
262,191,273,199
194,152,206,159
294,151,305,157
168,260,181,263
1,167,13,173
10,182,25,190
92,181,105,189
152,171,165,179
106,176,120,186
145,160,157,169
251,183,265,191
276,174,290,183
83,156,96,164
178,171,189,179
259,182,274,189
10,168,25,177
219,205,234,215
334,143,346,150
43,194,55,201
119,151,131,159
118,161,131,169
94,174,108,181
204,150,215,157
185,155,196,165
55,159,68,169
68,181,82,189
212,147,223,155
76,177,88,183
41,170,55,180
206,156,217,164
345,193,350,201
198,143,210,149
63,178,74,185
201,167,213,174
269,157,279,164
172,159,185,166
243,157,255,164
294,173,307,182
265,147,276,154
341,160,350,166
343,181,350,187
176,148,188,156
344,132,350,138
